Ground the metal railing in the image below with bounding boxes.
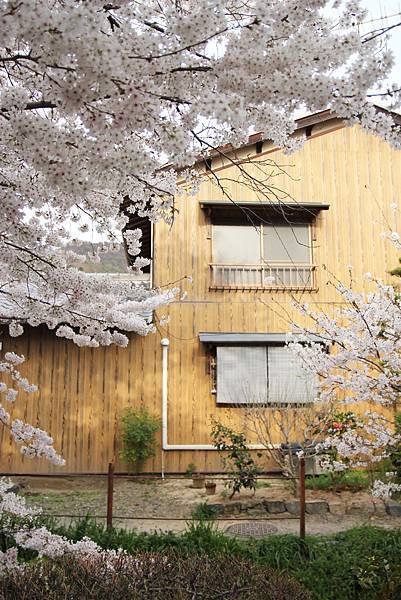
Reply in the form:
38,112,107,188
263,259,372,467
210,263,316,290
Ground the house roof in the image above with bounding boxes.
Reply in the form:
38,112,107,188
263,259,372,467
158,104,401,173
202,105,401,162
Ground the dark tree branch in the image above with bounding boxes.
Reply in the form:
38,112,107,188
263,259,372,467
362,20,401,43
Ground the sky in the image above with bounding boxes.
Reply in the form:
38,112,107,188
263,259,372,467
360,0,401,85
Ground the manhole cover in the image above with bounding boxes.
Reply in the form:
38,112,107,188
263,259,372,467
225,522,278,538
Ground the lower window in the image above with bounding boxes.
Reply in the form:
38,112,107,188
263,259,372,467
215,345,315,405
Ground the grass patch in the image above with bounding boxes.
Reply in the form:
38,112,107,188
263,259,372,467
21,490,104,514
255,480,272,489
306,470,370,492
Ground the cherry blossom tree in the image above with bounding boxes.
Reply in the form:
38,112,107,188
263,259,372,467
0,0,399,346
0,0,400,444
0,0,397,458
0,0,399,480
289,268,401,497
1,0,400,352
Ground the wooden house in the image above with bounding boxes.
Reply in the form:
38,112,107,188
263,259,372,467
1,108,401,475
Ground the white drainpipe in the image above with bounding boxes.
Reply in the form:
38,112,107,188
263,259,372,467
160,338,264,452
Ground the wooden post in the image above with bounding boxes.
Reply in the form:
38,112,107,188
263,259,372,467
107,462,114,530
299,455,306,540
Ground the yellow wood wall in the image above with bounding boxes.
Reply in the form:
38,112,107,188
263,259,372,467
1,119,401,474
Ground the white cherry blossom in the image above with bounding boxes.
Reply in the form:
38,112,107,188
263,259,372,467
0,0,399,351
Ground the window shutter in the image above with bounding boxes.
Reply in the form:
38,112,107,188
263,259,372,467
268,347,315,404
216,346,267,404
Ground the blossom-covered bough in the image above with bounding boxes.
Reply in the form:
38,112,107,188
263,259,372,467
0,351,64,465
0,0,401,570
1,0,400,350
0,477,132,574
290,271,401,498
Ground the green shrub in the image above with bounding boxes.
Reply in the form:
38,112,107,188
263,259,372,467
120,407,160,469
210,420,260,497
50,519,401,600
191,502,219,521
184,463,197,477
0,550,310,600
306,469,370,492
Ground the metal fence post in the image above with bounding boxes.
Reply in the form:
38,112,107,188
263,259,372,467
107,462,114,530
299,455,306,540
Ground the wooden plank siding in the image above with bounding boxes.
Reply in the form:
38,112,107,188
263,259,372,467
1,119,401,474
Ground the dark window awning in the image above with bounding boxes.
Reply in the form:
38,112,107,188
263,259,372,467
199,332,326,345
200,201,329,225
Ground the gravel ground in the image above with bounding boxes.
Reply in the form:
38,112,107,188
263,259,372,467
12,475,401,535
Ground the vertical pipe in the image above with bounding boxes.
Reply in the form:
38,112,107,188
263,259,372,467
161,338,169,476
107,462,114,530
299,456,306,540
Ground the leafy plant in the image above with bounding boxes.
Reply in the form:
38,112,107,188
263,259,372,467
191,502,220,521
210,419,260,497
319,411,360,437
120,407,161,469
185,463,197,478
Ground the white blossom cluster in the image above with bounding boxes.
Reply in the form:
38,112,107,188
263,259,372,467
317,457,348,472
290,279,401,407
0,0,400,353
290,269,401,496
0,477,133,574
0,351,64,465
372,479,401,499
123,229,143,257
316,412,399,469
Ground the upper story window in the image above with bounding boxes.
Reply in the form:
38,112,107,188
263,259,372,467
213,223,311,264
212,222,313,289
201,200,329,290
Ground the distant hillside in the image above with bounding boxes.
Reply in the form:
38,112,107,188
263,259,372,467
65,242,128,273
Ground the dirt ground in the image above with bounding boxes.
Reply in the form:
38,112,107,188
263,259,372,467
12,475,401,535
